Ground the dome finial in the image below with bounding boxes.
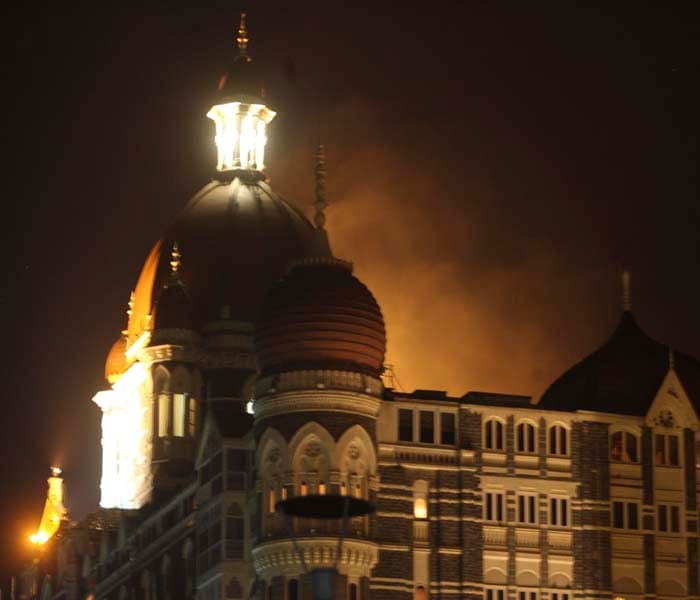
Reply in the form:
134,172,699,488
170,242,182,275
622,270,631,312
313,144,328,230
311,144,333,258
236,12,250,60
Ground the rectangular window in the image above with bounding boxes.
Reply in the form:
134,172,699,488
440,413,456,445
158,393,170,437
549,497,569,527
420,411,434,444
659,504,681,533
517,593,537,600
656,434,680,466
613,501,639,529
550,594,570,600
398,409,413,442
188,397,196,437
485,589,505,600
516,494,538,524
173,393,186,437
485,492,505,522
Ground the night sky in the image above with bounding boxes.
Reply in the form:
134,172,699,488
2,1,697,586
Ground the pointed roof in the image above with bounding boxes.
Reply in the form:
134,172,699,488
539,311,700,416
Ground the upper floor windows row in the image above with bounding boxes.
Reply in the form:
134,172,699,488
398,409,455,445
483,419,568,456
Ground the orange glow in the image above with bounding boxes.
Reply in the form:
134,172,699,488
29,468,66,545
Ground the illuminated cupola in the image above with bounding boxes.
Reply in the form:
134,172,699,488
207,13,276,177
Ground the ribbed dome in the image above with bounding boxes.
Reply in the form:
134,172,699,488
539,311,700,416
105,336,127,384
125,177,314,347
255,258,386,377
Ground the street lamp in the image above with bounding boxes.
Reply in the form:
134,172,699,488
275,494,375,600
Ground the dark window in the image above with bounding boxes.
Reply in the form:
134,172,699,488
485,419,504,451
440,413,455,445
399,409,413,442
613,501,624,528
517,422,535,453
626,433,638,462
658,505,668,531
669,436,680,466
349,584,358,600
671,505,680,532
656,434,666,465
420,411,434,444
628,503,639,529
287,580,298,600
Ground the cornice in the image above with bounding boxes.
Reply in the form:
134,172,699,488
254,389,382,422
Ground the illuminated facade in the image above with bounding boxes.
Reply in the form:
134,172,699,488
15,13,700,600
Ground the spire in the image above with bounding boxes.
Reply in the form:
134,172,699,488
311,144,332,258
622,271,631,312
236,12,250,61
170,241,182,276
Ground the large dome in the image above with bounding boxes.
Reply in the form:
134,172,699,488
125,176,314,345
539,310,700,416
255,257,386,377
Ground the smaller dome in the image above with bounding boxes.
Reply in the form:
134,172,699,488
153,277,193,331
105,336,127,384
255,257,386,377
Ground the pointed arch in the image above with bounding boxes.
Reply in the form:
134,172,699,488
289,423,334,482
288,422,335,461
257,427,289,474
153,365,171,393
334,425,377,475
171,365,191,392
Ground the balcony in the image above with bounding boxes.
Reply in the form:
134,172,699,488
547,530,572,551
483,525,507,547
515,528,539,548
263,514,369,541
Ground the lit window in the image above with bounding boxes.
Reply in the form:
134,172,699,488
318,481,326,495
354,484,361,498
300,481,308,496
420,411,434,444
658,504,681,533
549,497,569,527
484,491,505,522
516,422,536,453
516,493,538,524
281,487,287,500
612,501,639,529
399,409,413,442
610,431,638,463
340,481,347,496
484,419,505,451
158,394,170,437
188,397,196,437
440,413,456,445
548,425,568,456
268,489,276,513
414,587,427,600
413,480,429,519
655,434,680,466
173,393,186,437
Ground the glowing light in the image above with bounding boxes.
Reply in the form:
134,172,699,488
206,101,275,171
125,330,151,361
94,362,152,509
414,498,427,519
30,469,67,545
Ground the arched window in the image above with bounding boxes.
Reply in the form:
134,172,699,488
354,483,362,498
300,481,308,496
548,424,569,456
349,583,358,600
484,418,505,451
611,431,638,463
516,422,536,453
318,481,326,495
340,481,347,496
287,579,298,600
268,488,276,513
414,586,427,600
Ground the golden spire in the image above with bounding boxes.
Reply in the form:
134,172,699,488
313,144,328,230
127,291,135,317
170,242,181,275
622,271,631,312
236,12,250,60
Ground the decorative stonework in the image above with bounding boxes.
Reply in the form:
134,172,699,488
252,538,379,579
254,389,382,421
255,370,383,399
